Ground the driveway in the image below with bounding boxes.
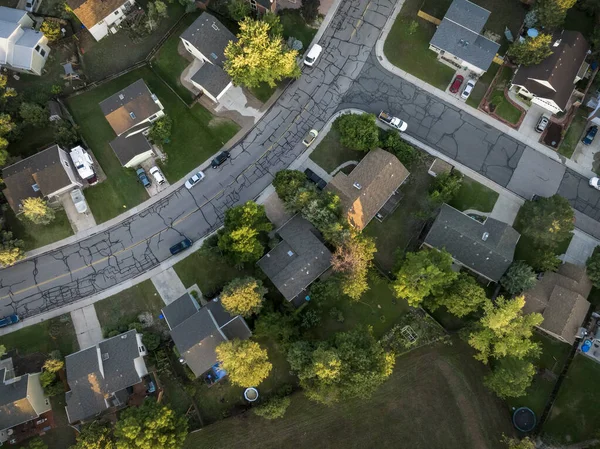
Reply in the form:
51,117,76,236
573,131,600,171
71,305,103,350
140,158,170,197
60,192,96,234
563,229,600,266
518,104,547,143
506,148,565,199
489,194,521,226
151,267,187,305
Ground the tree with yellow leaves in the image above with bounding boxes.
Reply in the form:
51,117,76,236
22,197,55,225
221,276,267,317
216,340,272,387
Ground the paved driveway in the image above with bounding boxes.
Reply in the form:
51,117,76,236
563,229,600,266
518,104,546,143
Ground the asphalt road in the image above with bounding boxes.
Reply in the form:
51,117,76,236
1,0,599,320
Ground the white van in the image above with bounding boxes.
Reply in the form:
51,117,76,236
304,44,323,67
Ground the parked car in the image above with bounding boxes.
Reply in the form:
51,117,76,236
149,166,165,185
211,151,230,168
184,171,205,189
589,177,600,190
378,111,408,132
304,44,323,67
169,238,192,255
136,168,151,187
582,126,598,145
535,115,550,133
449,75,464,94
70,189,88,214
304,168,327,190
25,0,36,12
460,79,476,100
302,129,319,147
0,314,19,328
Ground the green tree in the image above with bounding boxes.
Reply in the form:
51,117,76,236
484,357,536,399
587,247,600,288
253,395,291,419
227,0,251,21
40,20,61,41
392,249,457,307
0,345,5,357
221,276,267,317
508,34,553,66
519,195,574,248
142,332,161,351
224,17,301,88
301,0,320,22
254,310,299,350
114,401,187,449
216,340,272,387
333,113,379,152
0,230,24,267
53,122,79,148
429,170,463,205
154,0,168,17
503,436,536,449
262,12,283,37
71,421,115,449
529,245,561,272
26,438,48,449
535,0,576,29
217,201,272,264
149,116,172,145
273,169,307,203
332,234,376,300
380,129,418,166
0,148,8,166
20,102,48,127
287,327,394,404
427,272,487,317
501,261,537,295
21,197,56,225
0,113,15,135
468,295,543,364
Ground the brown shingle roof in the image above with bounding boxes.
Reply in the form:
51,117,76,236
325,149,409,230
67,0,127,30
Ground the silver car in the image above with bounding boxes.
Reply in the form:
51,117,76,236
461,79,476,100
185,171,205,189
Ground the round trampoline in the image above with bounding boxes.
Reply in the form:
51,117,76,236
244,387,259,402
513,407,536,432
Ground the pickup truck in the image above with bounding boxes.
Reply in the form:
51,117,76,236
378,111,408,132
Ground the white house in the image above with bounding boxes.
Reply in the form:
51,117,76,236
180,13,236,103
99,79,164,167
511,31,590,115
66,0,135,41
0,6,50,75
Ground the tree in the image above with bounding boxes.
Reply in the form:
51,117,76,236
0,148,8,166
0,345,5,358
468,296,543,364
587,247,600,288
529,245,561,272
114,401,187,449
224,18,301,88
216,340,272,387
154,0,168,17
0,113,15,135
301,0,320,22
227,0,251,21
392,249,457,307
273,169,307,203
287,327,394,404
26,438,48,449
21,197,56,225
333,113,379,152
262,12,283,37
40,20,61,41
535,0,576,29
20,102,48,127
221,276,267,317
40,370,56,389
217,201,272,264
503,436,536,449
254,310,299,350
518,195,574,248
149,116,172,145
427,272,487,317
71,421,115,449
380,129,418,166
508,34,553,66
143,332,161,351
54,122,79,147
484,357,536,399
253,395,291,419
429,170,463,205
43,357,64,373
0,230,24,267
501,261,537,295
332,234,376,300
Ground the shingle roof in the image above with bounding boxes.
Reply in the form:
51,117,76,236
162,293,200,329
66,0,127,30
99,79,161,136
180,13,236,67
0,6,28,28
325,148,409,230
512,31,589,111
258,214,332,301
191,63,232,98
444,0,490,33
2,145,73,212
423,204,520,281
108,128,153,166
524,263,591,344
0,375,37,431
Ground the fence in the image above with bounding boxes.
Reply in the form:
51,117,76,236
417,10,441,25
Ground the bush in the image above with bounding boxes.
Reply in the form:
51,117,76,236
587,247,600,288
501,261,536,295
300,308,321,328
253,396,291,419
143,332,162,351
380,129,418,167
333,113,379,152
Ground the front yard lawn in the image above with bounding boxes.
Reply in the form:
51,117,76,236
4,208,73,251
0,314,77,356
66,66,239,223
466,64,500,109
184,338,513,449
280,9,317,50
309,128,365,174
543,354,600,444
559,108,588,159
249,82,279,104
488,67,523,125
448,176,499,213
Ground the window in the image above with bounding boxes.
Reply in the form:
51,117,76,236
210,52,218,60
35,45,40,51
64,161,69,168
32,183,40,192
149,114,157,121
40,49,46,57
129,112,136,119
114,9,120,15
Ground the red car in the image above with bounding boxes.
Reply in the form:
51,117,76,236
449,75,464,94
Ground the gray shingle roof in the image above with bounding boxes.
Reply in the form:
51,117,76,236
191,63,232,98
108,128,153,166
258,214,332,301
180,13,236,67
424,204,520,281
162,293,200,329
445,0,490,33
0,375,37,431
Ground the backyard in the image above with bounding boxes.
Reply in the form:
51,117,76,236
184,338,514,449
448,176,499,213
4,208,73,251
559,108,588,159
309,128,365,174
66,66,239,223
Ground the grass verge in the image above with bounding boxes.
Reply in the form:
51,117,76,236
449,176,499,213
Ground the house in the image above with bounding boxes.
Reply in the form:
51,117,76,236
523,263,591,344
247,0,276,14
428,0,500,75
0,6,50,76
66,0,135,41
423,204,520,282
64,330,148,424
180,13,236,103
511,31,590,114
99,79,164,167
162,293,252,379
325,148,410,230
2,144,83,213
0,363,52,446
258,214,332,304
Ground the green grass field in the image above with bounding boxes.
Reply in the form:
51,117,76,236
488,68,522,125
5,208,73,251
449,176,499,213
309,128,365,174
0,314,77,356
559,108,587,159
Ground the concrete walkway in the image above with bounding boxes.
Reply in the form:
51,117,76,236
71,305,103,350
490,194,521,226
151,267,187,305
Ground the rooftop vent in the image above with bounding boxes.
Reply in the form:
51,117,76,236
211,22,219,31
119,94,125,100
553,39,562,47
121,334,128,339
210,52,218,60
287,250,294,257
482,232,489,241
129,112,136,119
353,182,362,190
102,353,109,361
32,183,40,192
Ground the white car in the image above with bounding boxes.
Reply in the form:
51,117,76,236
149,166,165,185
70,189,88,214
304,44,322,67
302,129,319,147
590,177,600,190
25,0,36,12
185,171,205,189
461,79,476,100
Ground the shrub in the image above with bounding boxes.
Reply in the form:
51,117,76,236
253,396,291,419
333,113,379,152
